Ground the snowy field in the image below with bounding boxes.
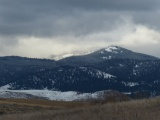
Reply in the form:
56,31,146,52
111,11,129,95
0,84,107,101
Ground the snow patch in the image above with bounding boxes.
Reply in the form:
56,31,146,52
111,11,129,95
105,46,118,53
96,70,115,79
0,84,12,90
79,67,87,71
135,65,139,68
122,81,139,87
99,51,104,54
119,64,124,67
123,92,131,95
53,51,95,60
102,56,112,59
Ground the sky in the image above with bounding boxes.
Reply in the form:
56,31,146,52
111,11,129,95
0,0,160,58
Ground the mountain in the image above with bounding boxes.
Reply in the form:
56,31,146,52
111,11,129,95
58,46,159,66
94,46,159,60
0,46,160,98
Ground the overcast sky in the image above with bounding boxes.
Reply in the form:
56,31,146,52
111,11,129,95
0,0,160,58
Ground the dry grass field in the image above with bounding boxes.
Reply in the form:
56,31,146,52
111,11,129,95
0,97,160,120
0,98,92,115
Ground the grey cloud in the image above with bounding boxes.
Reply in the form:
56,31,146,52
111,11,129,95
0,0,160,37
1,0,159,11
130,11,160,30
0,0,160,58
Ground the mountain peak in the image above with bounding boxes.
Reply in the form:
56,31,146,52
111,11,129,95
58,45,159,65
91,45,159,60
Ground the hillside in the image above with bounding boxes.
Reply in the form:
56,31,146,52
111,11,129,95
0,46,160,98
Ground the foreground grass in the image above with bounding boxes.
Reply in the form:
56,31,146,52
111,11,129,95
0,97,160,120
0,98,92,115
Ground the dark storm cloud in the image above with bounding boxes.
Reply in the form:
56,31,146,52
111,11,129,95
0,0,160,37
0,0,160,58
1,0,159,12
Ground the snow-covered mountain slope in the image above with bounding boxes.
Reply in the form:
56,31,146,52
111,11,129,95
96,46,159,60
0,45,160,98
52,51,94,61
58,46,159,66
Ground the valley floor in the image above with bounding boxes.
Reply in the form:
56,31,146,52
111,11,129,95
0,97,160,120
